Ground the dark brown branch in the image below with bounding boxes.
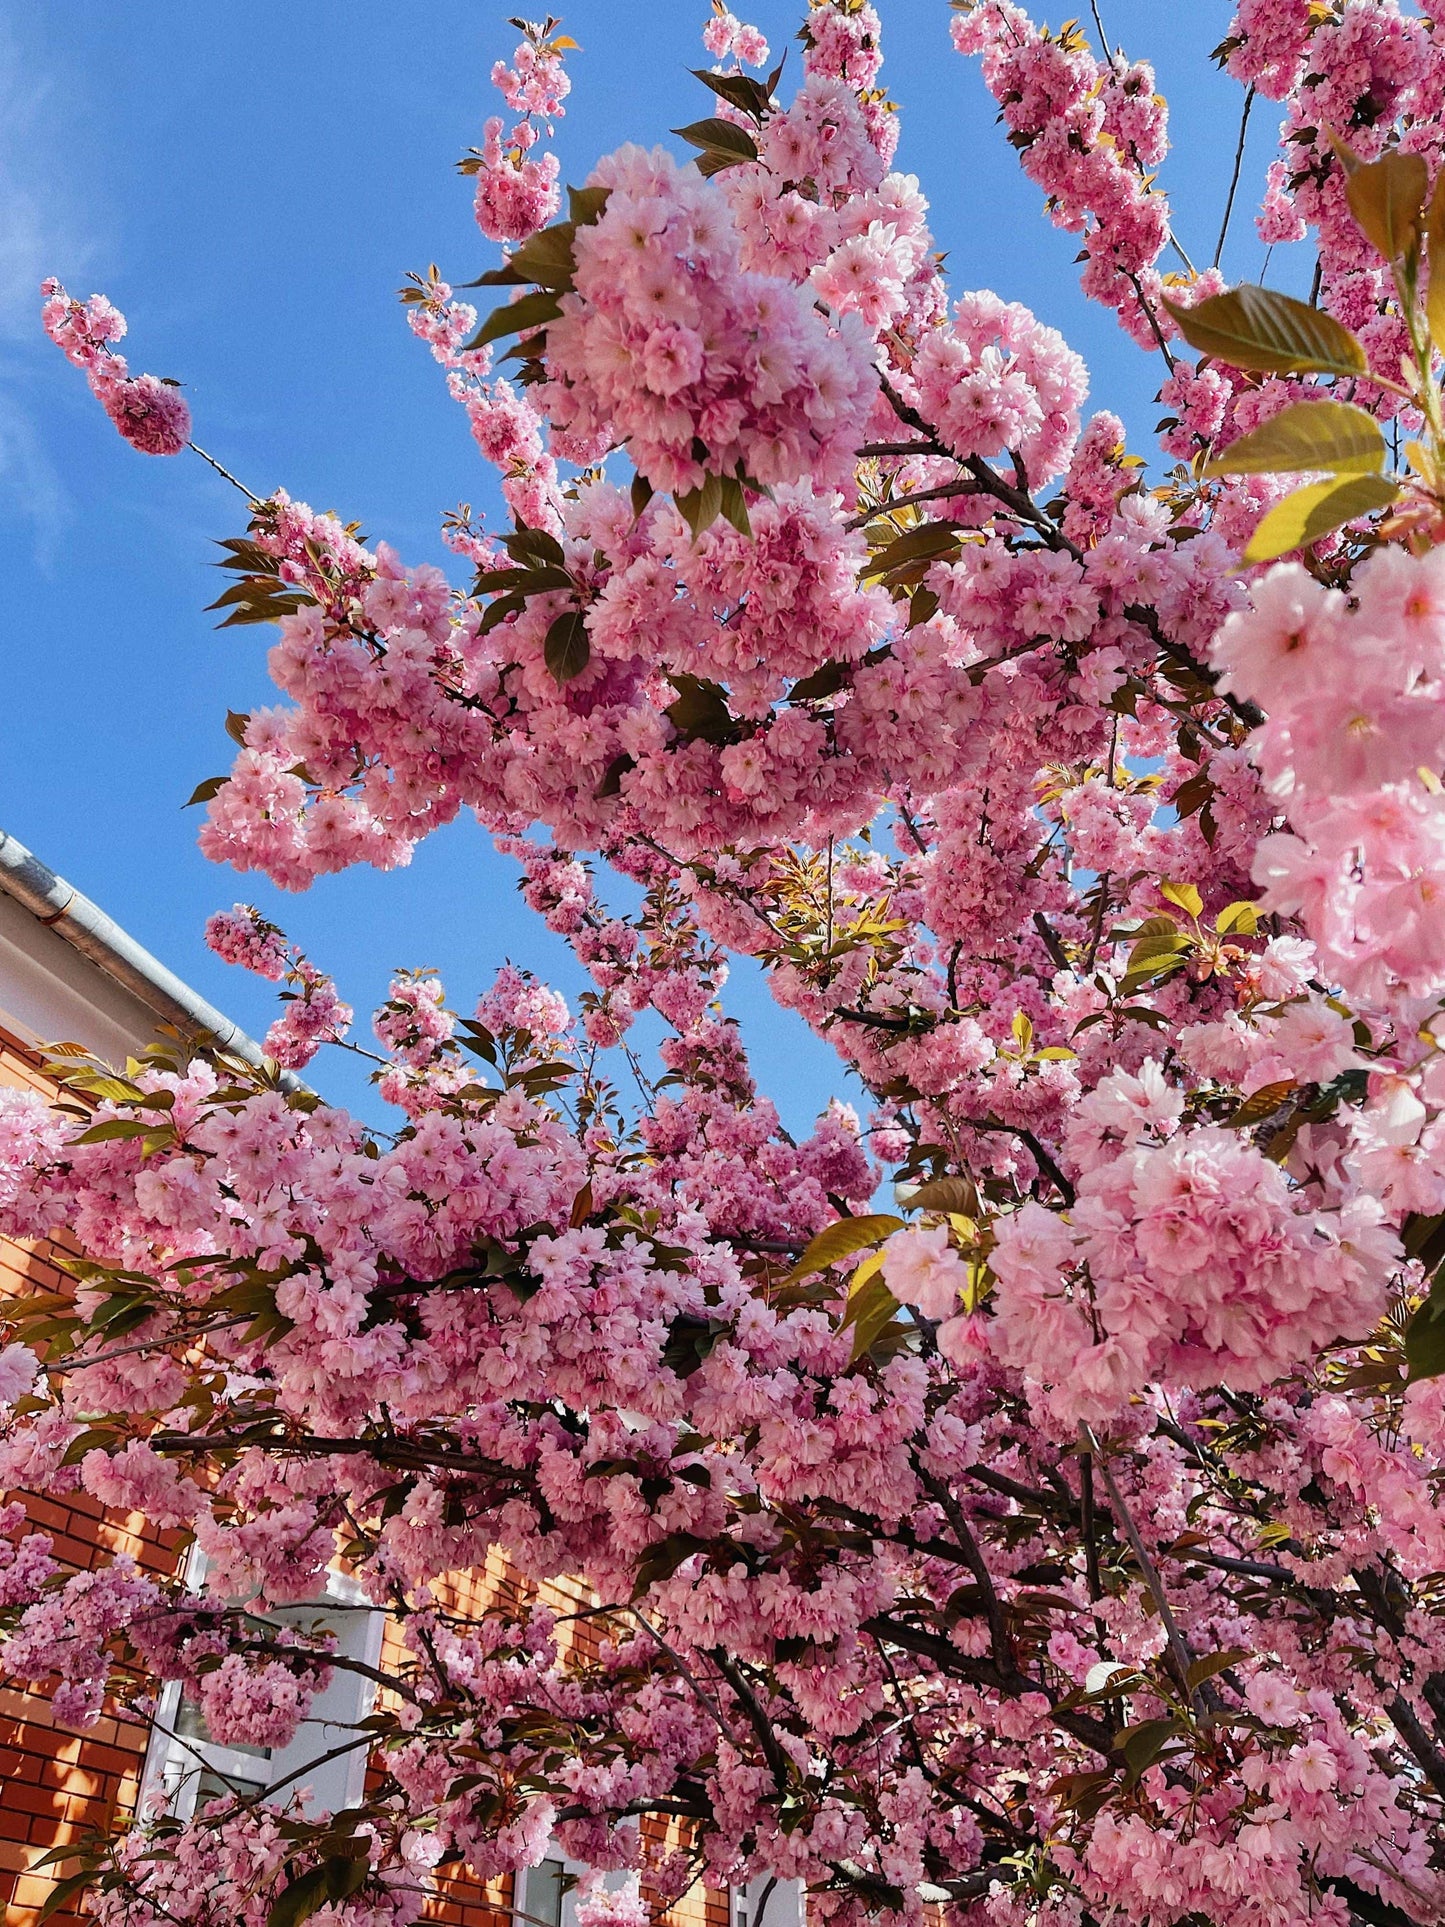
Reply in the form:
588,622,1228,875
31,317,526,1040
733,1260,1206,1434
1386,1695,1445,1802
973,1118,1076,1205
847,479,982,530
832,1006,918,1034
1123,601,1264,729
915,1463,1011,1668
862,1613,1115,1756
710,1647,795,1791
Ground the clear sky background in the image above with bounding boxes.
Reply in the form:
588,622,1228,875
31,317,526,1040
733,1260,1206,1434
0,0,1291,1129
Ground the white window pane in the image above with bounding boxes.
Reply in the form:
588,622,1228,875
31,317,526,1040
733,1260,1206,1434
520,1858,566,1927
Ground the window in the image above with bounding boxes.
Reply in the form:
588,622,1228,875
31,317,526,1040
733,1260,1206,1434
142,1561,383,1821
731,1880,804,1927
516,1857,566,1927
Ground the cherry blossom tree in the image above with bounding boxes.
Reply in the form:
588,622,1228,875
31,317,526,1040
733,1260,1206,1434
11,4,1445,1925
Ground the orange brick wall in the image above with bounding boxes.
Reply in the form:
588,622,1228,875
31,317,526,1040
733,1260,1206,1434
0,1026,733,1927
0,1026,187,1927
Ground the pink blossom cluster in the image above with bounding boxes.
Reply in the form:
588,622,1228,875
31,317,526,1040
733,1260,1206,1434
474,962,570,1043
40,280,191,455
205,903,291,980
991,1068,1398,1423
471,24,572,242
193,1654,319,1752
263,961,353,1069
800,1,896,169
702,8,770,69
1222,0,1317,99
20,4,1445,1925
950,3,1173,347
1216,551,1445,1010
914,289,1088,485
1245,5,1445,399
541,144,878,495
205,902,353,1068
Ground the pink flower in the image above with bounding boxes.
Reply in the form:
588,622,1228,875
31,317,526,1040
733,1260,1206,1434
882,1222,968,1321
0,1345,38,1406
98,372,191,456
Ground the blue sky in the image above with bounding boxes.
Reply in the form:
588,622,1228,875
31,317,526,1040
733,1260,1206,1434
0,1,1285,1130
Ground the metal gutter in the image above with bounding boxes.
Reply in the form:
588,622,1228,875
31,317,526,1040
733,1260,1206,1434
0,826,281,1076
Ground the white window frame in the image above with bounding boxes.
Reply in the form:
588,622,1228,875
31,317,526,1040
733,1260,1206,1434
141,1550,384,1820
733,1878,803,1927
513,1849,652,1927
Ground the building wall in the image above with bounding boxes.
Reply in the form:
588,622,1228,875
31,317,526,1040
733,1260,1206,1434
0,1024,186,1927
0,1023,739,1927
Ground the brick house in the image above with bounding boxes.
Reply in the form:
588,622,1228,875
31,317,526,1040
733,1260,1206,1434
0,830,790,1927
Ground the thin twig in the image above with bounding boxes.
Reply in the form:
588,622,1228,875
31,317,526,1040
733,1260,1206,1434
1123,270,1177,371
1083,1427,1199,1708
1078,1446,1103,1602
973,1118,1076,1205
1168,230,1198,277
188,441,263,503
1088,0,1114,64
846,478,981,531
629,1607,735,1741
1214,86,1256,269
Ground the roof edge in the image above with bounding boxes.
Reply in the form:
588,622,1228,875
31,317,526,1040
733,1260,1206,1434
0,827,279,1078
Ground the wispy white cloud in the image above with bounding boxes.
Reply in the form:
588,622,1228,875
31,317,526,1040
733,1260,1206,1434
0,8,96,566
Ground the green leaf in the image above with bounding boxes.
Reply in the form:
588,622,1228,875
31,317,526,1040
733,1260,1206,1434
862,521,962,581
594,752,635,799
1048,1767,1117,1820
1215,900,1259,936
466,289,563,353
322,1854,371,1904
1129,931,1189,961
906,1176,980,1217
1186,1647,1250,1690
568,185,611,228
718,474,752,536
690,67,773,120
1114,1716,1184,1787
543,609,590,684
661,1312,723,1379
1343,149,1429,263
506,527,567,568
784,1213,906,1284
841,1271,904,1362
508,222,582,289
1406,1265,1445,1383
674,117,760,173
631,1530,709,1599
268,1867,331,1927
1228,1080,1296,1128
38,1871,95,1923
665,674,738,745
1427,172,1445,358
1243,473,1400,564
676,473,724,539
1161,880,1203,918
69,1074,145,1104
72,1118,153,1145
787,660,850,703
1162,285,1367,379
1203,401,1387,480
